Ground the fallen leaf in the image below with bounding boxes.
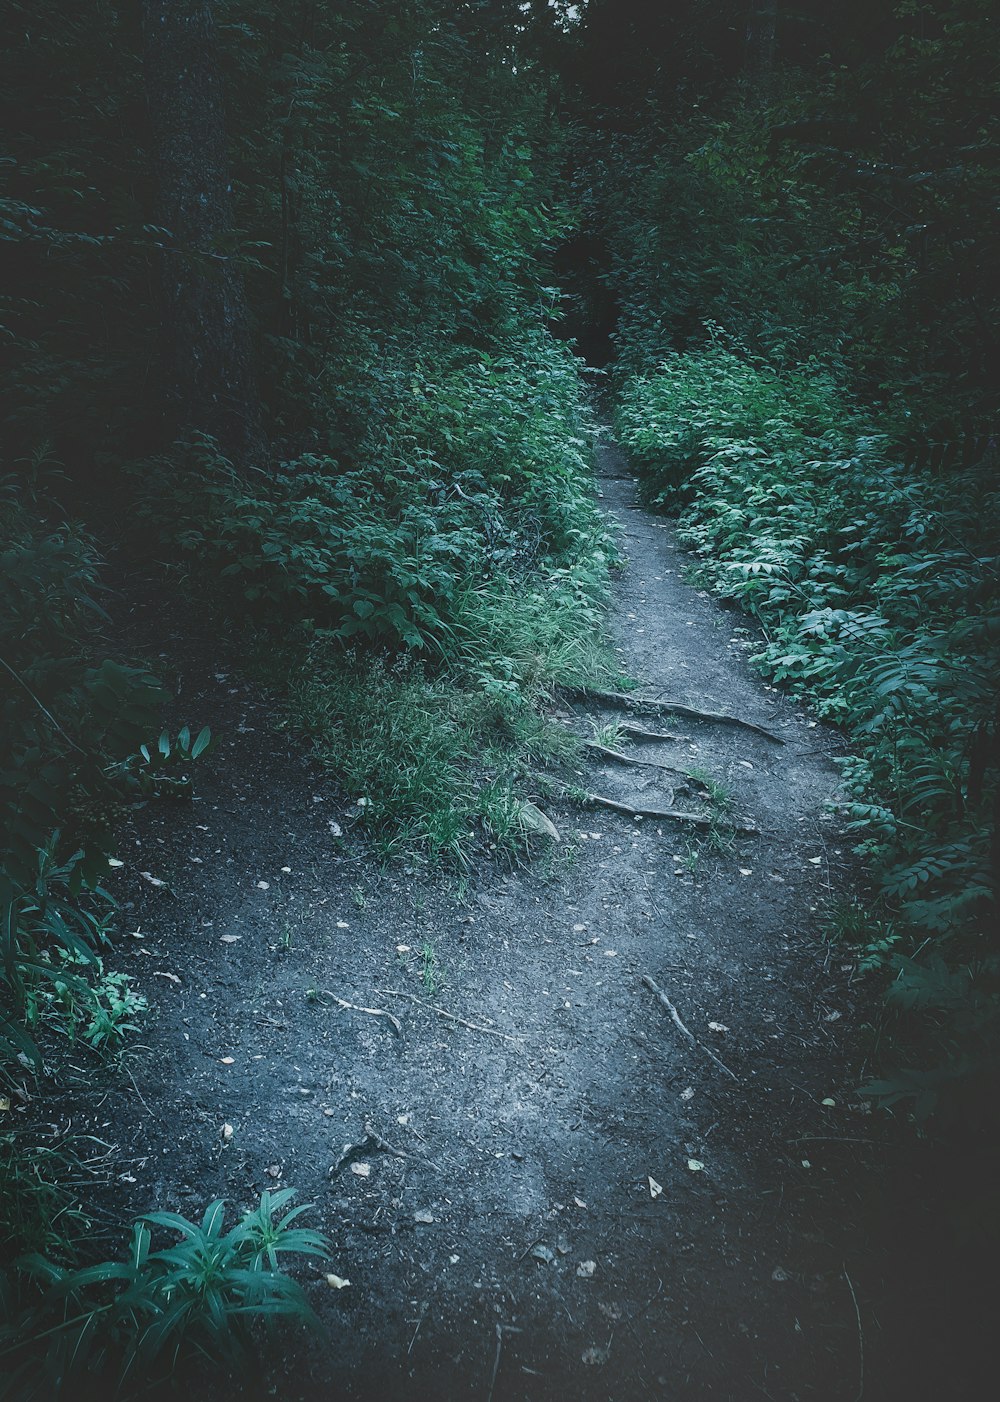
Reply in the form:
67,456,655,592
576,1259,596,1278
328,821,343,838
556,1237,571,1255
531,1244,555,1264
220,934,240,944
107,857,124,868
573,1197,587,1209
220,1122,233,1142
413,1209,435,1224
687,1158,705,1172
0,1098,10,1112
807,857,822,866
153,971,181,984
801,1159,812,1169
738,868,753,877
220,1056,236,1065
821,1097,836,1106
256,880,270,890
350,1162,371,1178
139,871,166,887
648,1176,663,1199
707,1021,729,1033
336,920,349,929
325,1273,350,1289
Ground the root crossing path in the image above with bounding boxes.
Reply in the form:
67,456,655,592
93,436,928,1401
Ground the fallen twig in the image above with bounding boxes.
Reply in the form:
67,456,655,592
583,792,759,836
569,687,785,743
320,991,402,1036
375,989,520,1043
408,1305,428,1356
331,1124,439,1176
843,1265,865,1402
641,975,739,1082
487,1324,523,1402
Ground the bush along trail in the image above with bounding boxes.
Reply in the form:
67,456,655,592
3,428,979,1401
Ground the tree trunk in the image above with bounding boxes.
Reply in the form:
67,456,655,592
141,0,264,466
744,0,778,104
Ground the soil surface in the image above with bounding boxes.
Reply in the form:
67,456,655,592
23,435,980,1399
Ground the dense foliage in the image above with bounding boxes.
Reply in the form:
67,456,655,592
602,1,1000,1115
617,349,999,1110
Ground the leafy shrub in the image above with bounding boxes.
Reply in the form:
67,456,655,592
139,337,614,866
617,347,1000,1112
145,333,609,654
0,1191,330,1401
0,840,148,1068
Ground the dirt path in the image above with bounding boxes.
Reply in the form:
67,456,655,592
64,435,928,1399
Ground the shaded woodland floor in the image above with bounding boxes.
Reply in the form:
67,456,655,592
29,436,988,1400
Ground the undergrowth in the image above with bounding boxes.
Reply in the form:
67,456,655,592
146,338,618,869
616,345,1000,1118
0,1191,330,1401
1,470,325,1388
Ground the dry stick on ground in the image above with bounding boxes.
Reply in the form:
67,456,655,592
569,687,785,744
843,1264,865,1402
375,989,520,1043
321,991,402,1036
332,1124,440,1176
487,1324,523,1402
585,792,759,836
641,975,739,1082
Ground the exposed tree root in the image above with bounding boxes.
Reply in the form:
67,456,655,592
568,687,785,743
582,792,759,836
641,975,739,1082
618,721,685,744
584,740,696,779
321,991,402,1035
376,988,520,1043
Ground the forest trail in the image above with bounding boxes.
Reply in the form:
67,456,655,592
88,434,912,1401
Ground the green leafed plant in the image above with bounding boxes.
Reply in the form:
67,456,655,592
0,1190,331,1401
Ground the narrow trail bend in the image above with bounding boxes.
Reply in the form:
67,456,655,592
93,434,917,1401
